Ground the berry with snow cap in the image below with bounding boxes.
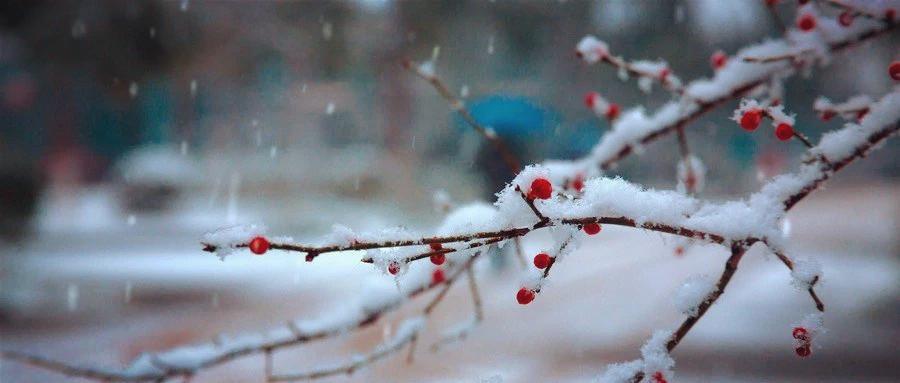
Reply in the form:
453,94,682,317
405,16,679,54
740,110,762,131
249,236,270,255
710,51,727,70
529,178,553,200
605,103,620,120
797,13,816,32
583,223,601,235
571,174,585,192
533,252,551,269
775,123,794,141
516,288,535,305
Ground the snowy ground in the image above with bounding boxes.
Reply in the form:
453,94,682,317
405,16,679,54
1,182,898,382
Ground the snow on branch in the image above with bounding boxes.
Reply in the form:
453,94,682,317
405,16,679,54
813,94,873,122
47,89,887,383
268,317,426,382
576,36,685,95
5,11,899,382
568,18,895,176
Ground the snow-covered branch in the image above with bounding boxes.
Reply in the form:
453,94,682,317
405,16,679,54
5,6,898,381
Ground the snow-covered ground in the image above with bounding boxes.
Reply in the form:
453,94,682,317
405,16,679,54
1,182,897,382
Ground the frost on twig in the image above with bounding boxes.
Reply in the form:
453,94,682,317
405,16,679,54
5,11,899,382
673,275,717,317
268,317,425,382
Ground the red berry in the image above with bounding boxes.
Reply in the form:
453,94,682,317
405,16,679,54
533,252,551,269
838,11,853,27
429,242,442,251
584,91,599,108
775,123,794,141
792,327,809,340
886,9,896,22
605,103,620,120
659,68,670,82
431,268,445,284
583,223,601,235
430,253,445,265
516,288,535,305
529,178,553,200
890,61,900,81
820,110,836,121
740,110,762,131
249,236,270,255
388,262,400,275
765,0,779,6
571,174,585,192
652,371,668,383
795,345,811,357
856,109,869,121
797,13,816,31
710,51,727,70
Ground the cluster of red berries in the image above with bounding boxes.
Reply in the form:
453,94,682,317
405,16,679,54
584,91,620,120
710,50,727,70
249,236,270,255
792,327,813,357
651,371,668,383
739,109,795,141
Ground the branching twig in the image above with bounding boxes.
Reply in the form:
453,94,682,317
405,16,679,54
402,59,522,174
771,249,825,312
272,252,481,381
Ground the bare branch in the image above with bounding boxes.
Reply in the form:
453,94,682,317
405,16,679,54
402,59,522,174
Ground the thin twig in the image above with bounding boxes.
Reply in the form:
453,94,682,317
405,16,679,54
771,249,826,311
402,59,522,174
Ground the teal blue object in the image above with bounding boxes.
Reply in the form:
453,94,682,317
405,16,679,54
459,95,558,139
551,119,602,159
729,133,757,167
139,79,175,145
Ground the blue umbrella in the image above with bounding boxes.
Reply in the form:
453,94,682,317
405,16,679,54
457,95,558,139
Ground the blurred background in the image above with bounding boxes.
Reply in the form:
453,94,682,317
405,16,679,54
0,1,897,382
